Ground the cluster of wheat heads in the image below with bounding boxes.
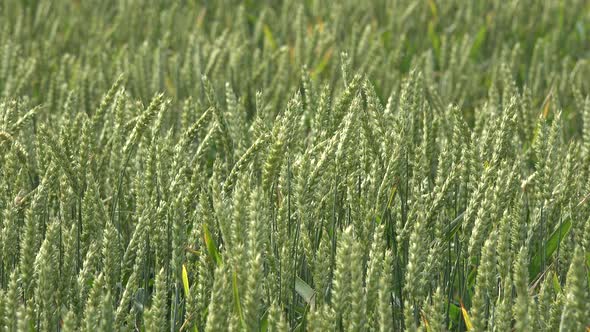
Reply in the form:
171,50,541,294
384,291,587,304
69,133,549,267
0,0,590,331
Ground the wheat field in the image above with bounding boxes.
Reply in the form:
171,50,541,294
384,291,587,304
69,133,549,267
0,1,589,331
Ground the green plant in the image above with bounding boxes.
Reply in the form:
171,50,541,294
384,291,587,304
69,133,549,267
0,0,589,331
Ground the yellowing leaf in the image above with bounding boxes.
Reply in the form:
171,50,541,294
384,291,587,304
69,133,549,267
164,76,176,97
182,264,190,297
311,47,333,79
421,310,431,332
461,301,473,331
428,0,438,19
541,88,553,119
263,25,277,51
203,223,222,266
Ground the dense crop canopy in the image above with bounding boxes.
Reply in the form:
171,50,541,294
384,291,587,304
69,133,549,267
0,0,589,331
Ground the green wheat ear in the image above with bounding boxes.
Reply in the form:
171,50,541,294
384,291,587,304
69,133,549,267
559,247,590,331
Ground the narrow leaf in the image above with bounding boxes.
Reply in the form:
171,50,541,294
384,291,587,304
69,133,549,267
529,219,572,279
460,301,473,331
232,270,244,322
294,276,315,309
182,264,190,298
203,224,222,266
